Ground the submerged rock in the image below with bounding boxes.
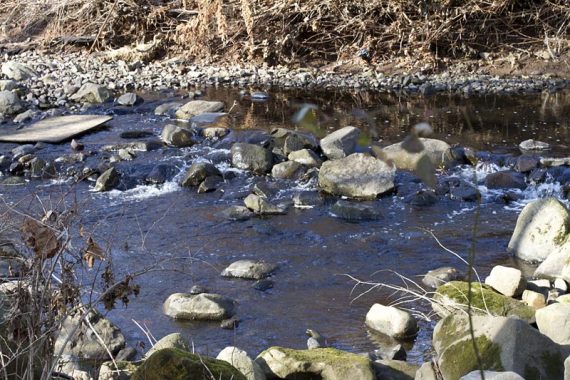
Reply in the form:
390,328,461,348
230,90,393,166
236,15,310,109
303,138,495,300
319,126,360,160
163,293,235,320
508,197,570,262
330,200,383,221
175,100,224,120
365,304,418,340
132,348,246,380
433,281,535,323
221,260,277,280
433,314,567,380
221,205,254,221
318,153,395,199
231,143,273,174
146,163,178,184
256,347,375,380
217,346,266,380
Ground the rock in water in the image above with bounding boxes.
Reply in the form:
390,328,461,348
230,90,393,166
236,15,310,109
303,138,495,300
132,348,246,380
433,314,566,380
1,61,37,80
484,265,526,297
175,100,224,120
70,83,111,103
94,167,120,192
288,149,322,168
221,260,277,280
319,126,360,159
318,153,395,200
508,197,570,262
0,91,23,115
271,161,305,180
485,171,526,190
160,124,195,147
519,139,550,151
381,138,451,170
255,347,375,380
181,162,222,187
422,267,463,289
117,92,140,106
243,194,286,215
217,346,266,380
231,143,273,174
365,304,418,340
163,293,235,320
330,200,382,221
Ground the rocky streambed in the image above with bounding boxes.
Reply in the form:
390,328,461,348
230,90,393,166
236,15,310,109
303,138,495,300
0,54,570,379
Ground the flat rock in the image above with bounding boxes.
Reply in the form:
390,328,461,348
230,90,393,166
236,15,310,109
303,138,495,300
175,100,224,120
244,194,286,215
221,260,277,280
163,292,235,320
0,115,113,143
519,139,550,151
288,149,322,167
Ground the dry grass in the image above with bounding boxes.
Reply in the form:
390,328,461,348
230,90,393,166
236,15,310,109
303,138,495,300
0,0,569,65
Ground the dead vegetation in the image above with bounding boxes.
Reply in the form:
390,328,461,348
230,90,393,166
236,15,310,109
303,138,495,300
0,0,569,67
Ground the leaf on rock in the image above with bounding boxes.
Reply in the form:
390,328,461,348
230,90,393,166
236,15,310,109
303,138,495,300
21,218,61,259
414,153,437,189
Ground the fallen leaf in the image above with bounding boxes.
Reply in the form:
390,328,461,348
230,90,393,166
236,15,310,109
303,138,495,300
82,236,106,269
21,218,60,259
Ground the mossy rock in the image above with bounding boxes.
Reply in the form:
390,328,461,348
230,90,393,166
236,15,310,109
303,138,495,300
132,348,246,380
433,281,535,323
256,346,375,380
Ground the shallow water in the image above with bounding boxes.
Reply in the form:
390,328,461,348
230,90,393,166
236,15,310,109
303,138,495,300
1,88,570,363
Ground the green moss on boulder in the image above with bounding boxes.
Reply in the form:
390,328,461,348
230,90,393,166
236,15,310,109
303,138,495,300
433,281,535,323
439,335,504,380
132,348,246,380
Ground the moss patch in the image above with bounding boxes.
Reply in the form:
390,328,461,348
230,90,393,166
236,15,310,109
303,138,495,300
434,281,535,322
132,348,246,380
439,335,504,380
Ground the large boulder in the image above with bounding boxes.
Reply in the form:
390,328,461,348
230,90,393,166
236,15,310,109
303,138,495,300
231,143,273,174
217,346,266,380
132,348,246,380
175,100,224,120
382,138,451,170
535,243,570,282
508,198,570,262
318,153,395,199
484,266,526,297
160,124,196,147
144,332,189,358
365,304,418,340
70,83,111,103
536,303,570,345
54,309,126,361
256,347,375,380
221,260,277,280
163,293,235,320
1,61,37,80
319,126,361,159
433,314,568,380
0,91,23,115
433,281,535,323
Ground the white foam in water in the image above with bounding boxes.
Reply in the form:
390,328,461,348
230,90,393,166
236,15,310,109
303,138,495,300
104,181,181,203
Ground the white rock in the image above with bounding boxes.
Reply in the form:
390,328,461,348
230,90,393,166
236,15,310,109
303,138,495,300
535,242,570,282
217,346,266,380
519,139,550,151
175,100,224,120
508,197,570,262
1,61,37,80
145,332,188,358
484,266,526,297
522,290,546,310
555,279,568,294
319,126,360,159
381,138,451,170
163,292,235,320
288,149,322,168
221,260,277,280
365,304,418,339
536,302,570,344
460,370,525,380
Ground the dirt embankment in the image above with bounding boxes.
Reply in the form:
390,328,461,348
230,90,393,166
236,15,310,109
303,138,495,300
0,0,569,78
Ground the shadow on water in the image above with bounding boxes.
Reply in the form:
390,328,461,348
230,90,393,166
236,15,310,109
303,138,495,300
1,87,569,363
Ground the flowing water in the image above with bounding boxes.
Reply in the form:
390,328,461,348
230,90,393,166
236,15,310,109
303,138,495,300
1,88,570,363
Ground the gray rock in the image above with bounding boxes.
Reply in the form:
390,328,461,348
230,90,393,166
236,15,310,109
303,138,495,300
460,371,525,380
365,304,418,340
231,143,273,174
508,197,570,262
217,346,266,380
221,317,240,330
271,161,305,180
256,347,375,380
370,344,406,361
54,308,126,360
146,164,178,184
221,260,277,280
0,242,24,279
70,83,111,103
189,285,208,295
221,206,254,221
154,102,182,116
145,333,188,358
433,314,567,380
293,191,323,208
373,360,418,380
536,302,570,344
0,91,23,115
319,126,360,159
515,155,539,172
519,139,550,151
382,138,451,170
252,279,273,291
1,61,37,80
94,168,120,192
13,109,35,124
203,127,229,139
330,200,382,221
198,175,223,193
422,267,463,289
99,361,140,380
244,194,286,215
160,124,196,147
181,162,222,187
175,100,224,120
484,265,526,297
116,93,140,106
0,80,17,91
288,149,322,168
283,133,316,156
485,171,526,190
163,292,235,320
318,153,395,199
415,362,437,380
